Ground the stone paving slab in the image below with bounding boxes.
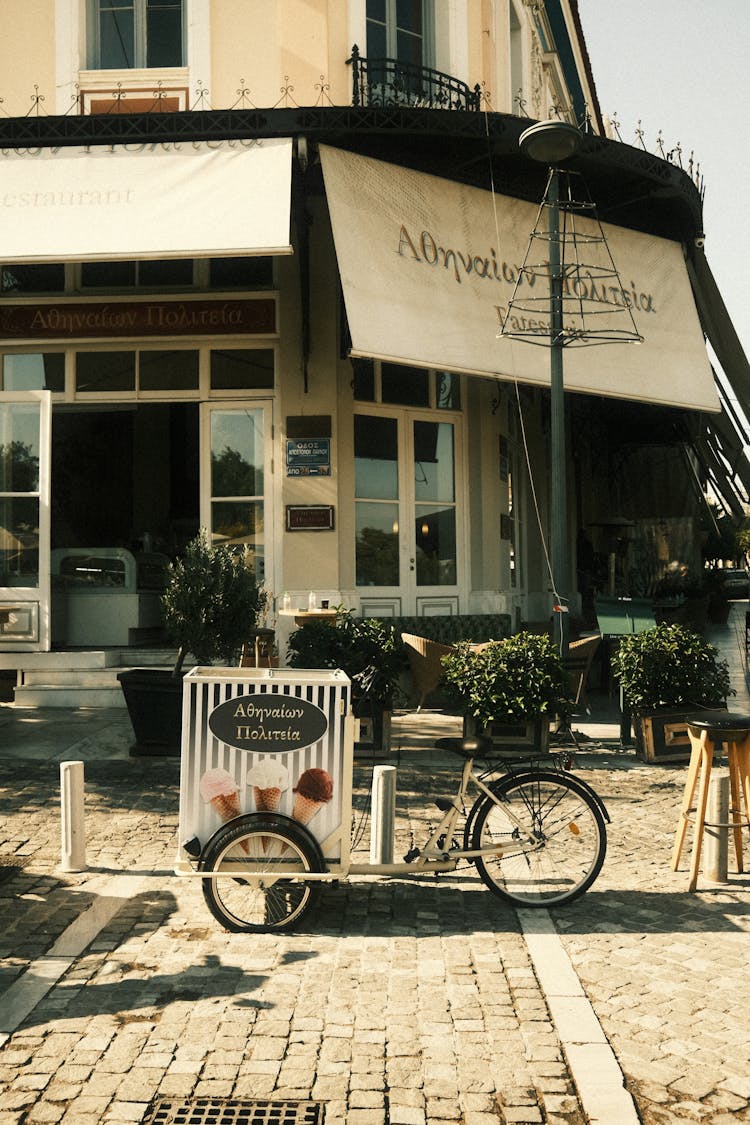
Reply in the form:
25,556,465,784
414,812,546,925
2,670,750,1122
0,735,593,1125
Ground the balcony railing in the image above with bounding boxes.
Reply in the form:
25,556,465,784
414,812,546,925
347,44,481,113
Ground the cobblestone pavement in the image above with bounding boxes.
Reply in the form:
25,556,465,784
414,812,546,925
1,611,750,1124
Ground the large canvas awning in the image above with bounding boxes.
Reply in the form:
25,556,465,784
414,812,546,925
0,138,293,262
321,144,719,414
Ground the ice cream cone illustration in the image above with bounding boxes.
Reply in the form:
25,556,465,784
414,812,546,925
200,767,242,823
200,767,249,853
292,767,334,827
246,761,289,814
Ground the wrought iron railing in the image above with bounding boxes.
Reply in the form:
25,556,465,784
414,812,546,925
347,44,481,112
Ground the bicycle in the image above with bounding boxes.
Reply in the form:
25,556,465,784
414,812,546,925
197,732,609,933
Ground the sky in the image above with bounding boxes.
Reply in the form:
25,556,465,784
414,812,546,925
576,0,750,368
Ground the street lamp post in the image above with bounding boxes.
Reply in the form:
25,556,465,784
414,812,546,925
518,121,581,658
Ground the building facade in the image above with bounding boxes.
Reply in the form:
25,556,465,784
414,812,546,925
0,1,743,693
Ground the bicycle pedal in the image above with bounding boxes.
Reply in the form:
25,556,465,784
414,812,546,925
435,797,453,812
403,846,421,863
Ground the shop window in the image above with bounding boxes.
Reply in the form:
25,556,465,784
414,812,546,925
382,362,430,407
81,259,193,289
210,349,274,391
352,358,376,401
139,350,198,391
76,351,136,393
87,0,185,70
352,358,460,410
2,263,66,294
436,371,460,410
3,354,65,393
209,257,274,289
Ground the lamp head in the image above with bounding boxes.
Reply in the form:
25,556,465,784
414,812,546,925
519,120,581,164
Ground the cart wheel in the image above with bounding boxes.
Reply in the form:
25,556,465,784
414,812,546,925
199,813,326,933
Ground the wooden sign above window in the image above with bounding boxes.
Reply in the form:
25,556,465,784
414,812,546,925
0,298,276,341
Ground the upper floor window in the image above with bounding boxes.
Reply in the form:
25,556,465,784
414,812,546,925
366,0,434,68
87,0,185,70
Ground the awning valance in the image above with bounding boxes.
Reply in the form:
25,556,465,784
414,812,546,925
0,138,293,262
321,144,719,413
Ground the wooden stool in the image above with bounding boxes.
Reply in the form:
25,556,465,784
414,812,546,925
671,713,750,891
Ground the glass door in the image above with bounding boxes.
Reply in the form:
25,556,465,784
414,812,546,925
354,409,462,612
200,403,272,586
0,391,51,651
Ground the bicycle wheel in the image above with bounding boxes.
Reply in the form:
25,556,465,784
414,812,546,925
200,814,325,933
471,770,606,907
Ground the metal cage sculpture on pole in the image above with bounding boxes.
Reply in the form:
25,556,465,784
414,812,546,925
498,120,642,658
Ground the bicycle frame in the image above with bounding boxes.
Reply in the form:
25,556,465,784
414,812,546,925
347,754,536,877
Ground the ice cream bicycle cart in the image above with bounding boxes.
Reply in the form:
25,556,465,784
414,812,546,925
177,667,609,933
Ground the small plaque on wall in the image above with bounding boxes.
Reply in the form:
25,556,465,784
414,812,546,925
286,505,335,531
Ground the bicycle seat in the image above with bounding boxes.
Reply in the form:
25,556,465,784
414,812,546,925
435,735,493,760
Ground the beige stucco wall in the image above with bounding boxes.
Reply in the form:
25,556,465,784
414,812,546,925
0,1,56,117
209,0,353,110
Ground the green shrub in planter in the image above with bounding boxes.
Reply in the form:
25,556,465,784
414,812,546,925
287,608,402,705
119,530,266,756
162,530,266,675
441,632,569,729
610,623,731,711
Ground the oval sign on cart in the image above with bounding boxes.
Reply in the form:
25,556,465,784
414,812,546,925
208,694,328,753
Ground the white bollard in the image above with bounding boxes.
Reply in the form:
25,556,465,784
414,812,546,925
370,764,397,865
60,761,87,872
704,767,729,883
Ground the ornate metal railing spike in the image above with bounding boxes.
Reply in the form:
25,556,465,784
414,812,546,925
314,75,333,107
634,120,645,149
609,112,622,142
229,80,255,110
152,81,169,111
346,45,480,112
27,85,46,117
64,86,80,116
273,76,299,109
656,130,665,158
514,88,528,116
191,81,211,110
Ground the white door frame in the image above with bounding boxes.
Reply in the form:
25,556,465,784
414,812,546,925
0,390,52,651
354,405,466,616
199,399,274,590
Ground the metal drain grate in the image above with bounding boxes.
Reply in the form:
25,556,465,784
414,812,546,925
144,1099,324,1125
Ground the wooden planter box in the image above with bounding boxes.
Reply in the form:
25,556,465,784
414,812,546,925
634,707,727,764
463,714,551,757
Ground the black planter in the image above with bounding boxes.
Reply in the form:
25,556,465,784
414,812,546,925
352,695,392,757
117,667,184,756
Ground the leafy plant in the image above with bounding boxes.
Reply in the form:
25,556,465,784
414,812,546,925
441,632,569,728
287,608,402,704
610,623,732,711
161,530,266,675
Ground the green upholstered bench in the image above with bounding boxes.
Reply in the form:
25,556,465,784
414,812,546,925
382,614,512,709
386,613,512,646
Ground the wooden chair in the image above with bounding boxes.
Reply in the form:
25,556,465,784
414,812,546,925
401,633,454,711
554,634,602,750
563,634,602,712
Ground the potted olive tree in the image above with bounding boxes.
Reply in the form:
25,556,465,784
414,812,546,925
287,608,402,755
118,530,266,756
610,623,732,762
441,632,569,755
